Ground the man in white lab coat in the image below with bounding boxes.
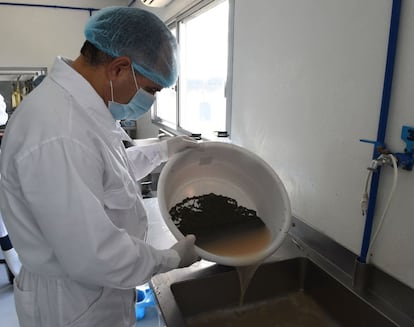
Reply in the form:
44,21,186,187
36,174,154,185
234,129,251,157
0,7,199,327
0,94,21,280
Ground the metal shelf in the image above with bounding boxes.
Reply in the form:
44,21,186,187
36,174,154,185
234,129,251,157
0,67,47,82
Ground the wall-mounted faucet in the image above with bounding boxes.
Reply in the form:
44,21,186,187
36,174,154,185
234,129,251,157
361,125,414,171
393,125,414,170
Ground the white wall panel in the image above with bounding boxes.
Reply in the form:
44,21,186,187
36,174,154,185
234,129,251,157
0,5,89,69
231,0,414,288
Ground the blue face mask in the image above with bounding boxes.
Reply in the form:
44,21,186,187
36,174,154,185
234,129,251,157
108,66,156,121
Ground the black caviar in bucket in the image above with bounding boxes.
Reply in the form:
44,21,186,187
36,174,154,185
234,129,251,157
169,193,265,247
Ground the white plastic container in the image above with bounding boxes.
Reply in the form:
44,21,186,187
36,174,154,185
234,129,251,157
158,142,291,266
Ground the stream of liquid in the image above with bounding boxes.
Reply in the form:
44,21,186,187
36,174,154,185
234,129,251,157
237,262,263,306
199,225,271,305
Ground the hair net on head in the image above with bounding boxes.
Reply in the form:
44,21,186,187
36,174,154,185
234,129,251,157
0,94,8,126
84,6,178,88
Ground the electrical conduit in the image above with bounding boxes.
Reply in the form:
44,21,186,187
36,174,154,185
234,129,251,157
0,1,137,15
0,1,100,15
358,0,402,264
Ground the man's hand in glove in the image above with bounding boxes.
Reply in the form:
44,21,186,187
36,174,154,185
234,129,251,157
165,136,199,159
171,235,200,268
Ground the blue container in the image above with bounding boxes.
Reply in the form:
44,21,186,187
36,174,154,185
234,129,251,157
135,287,155,320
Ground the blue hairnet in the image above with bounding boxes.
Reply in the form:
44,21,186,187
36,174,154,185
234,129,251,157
84,6,178,88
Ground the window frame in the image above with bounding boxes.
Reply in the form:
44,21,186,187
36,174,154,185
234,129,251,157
151,0,234,140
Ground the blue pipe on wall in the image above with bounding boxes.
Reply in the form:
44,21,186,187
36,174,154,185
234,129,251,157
0,2,99,15
358,0,402,264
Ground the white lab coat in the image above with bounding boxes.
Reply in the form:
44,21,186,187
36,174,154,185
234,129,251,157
0,97,21,276
0,57,180,327
0,94,8,125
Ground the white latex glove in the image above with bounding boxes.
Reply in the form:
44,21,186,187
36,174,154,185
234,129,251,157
170,235,200,268
3,247,21,276
166,136,199,159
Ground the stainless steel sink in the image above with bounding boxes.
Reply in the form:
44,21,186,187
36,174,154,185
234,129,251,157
152,257,398,327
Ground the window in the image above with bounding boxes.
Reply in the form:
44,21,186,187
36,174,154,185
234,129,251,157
153,0,233,138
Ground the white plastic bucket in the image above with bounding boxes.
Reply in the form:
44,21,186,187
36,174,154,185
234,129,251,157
158,142,291,266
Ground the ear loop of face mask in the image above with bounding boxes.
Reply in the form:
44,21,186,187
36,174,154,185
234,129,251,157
109,65,139,103
108,64,156,121
131,65,140,91
110,80,115,102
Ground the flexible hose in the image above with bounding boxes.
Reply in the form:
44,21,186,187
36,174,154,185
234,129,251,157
367,154,398,263
360,160,377,216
